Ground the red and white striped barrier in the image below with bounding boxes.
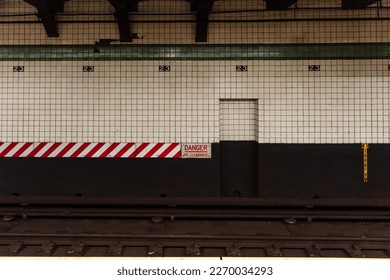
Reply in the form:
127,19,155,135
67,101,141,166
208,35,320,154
0,142,181,158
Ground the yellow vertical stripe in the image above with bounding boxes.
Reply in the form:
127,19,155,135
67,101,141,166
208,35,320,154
362,144,369,183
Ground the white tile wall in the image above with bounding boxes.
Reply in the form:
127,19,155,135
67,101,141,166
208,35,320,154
1,1,389,144
0,59,389,144
220,99,258,141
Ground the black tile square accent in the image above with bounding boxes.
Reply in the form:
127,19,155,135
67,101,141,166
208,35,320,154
159,65,171,72
13,66,24,72
83,66,94,72
236,65,248,72
308,65,320,71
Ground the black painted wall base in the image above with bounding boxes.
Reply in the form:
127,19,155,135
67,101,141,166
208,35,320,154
221,141,258,197
0,153,221,197
258,144,390,199
0,143,389,202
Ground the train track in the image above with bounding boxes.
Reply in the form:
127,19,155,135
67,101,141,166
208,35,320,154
0,205,390,257
0,232,389,257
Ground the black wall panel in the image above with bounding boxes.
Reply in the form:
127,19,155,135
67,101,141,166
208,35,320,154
220,141,258,197
0,146,221,197
1,143,390,202
258,144,390,199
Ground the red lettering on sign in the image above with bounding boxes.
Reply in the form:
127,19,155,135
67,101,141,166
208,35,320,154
184,145,208,151
182,144,211,159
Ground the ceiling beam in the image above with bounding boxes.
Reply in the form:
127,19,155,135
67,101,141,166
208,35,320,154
23,0,66,37
107,0,140,42
342,0,380,9
265,0,298,10
191,0,214,42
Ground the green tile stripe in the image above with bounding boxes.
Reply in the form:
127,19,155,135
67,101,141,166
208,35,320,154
0,43,389,60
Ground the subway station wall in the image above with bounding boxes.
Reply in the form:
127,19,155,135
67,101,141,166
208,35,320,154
1,143,390,199
0,57,390,199
0,59,389,144
1,0,390,200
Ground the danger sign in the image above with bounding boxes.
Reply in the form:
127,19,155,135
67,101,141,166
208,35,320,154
182,144,212,159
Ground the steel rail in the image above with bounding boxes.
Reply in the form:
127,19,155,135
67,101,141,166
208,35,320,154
3,195,390,208
2,206,390,221
0,232,389,242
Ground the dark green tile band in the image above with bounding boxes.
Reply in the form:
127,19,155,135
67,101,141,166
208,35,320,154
0,43,390,60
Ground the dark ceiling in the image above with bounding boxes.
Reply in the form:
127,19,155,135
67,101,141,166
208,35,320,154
4,0,384,42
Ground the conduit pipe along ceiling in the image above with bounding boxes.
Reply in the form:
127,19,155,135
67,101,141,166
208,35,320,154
0,0,384,42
